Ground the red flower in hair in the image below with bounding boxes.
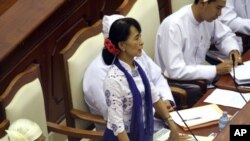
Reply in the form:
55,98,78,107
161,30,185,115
104,38,120,55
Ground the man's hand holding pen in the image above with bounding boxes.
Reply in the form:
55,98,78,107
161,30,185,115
216,50,242,75
216,60,233,75
229,50,243,66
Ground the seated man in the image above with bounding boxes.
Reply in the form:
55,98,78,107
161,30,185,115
6,119,45,141
219,0,250,51
155,0,242,105
83,15,175,131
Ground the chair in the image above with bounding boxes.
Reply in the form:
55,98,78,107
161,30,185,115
0,120,9,140
60,20,106,141
0,64,103,141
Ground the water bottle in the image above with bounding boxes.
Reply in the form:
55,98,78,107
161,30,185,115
219,111,229,132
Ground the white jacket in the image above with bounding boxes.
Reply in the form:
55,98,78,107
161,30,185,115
155,5,240,81
219,0,250,35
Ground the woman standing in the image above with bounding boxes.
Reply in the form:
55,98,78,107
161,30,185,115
102,18,187,141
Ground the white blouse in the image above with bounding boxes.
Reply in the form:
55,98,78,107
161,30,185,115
84,51,174,122
219,0,250,35
104,59,160,136
155,4,240,81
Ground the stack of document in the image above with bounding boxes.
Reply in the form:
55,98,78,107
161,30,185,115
230,61,250,85
153,128,214,141
170,104,223,130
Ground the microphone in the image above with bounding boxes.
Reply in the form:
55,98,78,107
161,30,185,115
231,54,248,103
174,109,198,141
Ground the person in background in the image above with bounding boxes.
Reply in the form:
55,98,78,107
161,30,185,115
219,0,250,51
5,119,45,141
154,0,242,107
84,15,175,131
102,17,188,141
219,0,250,35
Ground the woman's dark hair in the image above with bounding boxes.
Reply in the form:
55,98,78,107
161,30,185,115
102,18,141,65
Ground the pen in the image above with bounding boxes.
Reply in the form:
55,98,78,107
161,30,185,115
183,117,202,121
217,57,224,63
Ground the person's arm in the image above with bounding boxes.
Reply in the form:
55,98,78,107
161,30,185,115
155,21,216,81
153,99,188,141
104,78,128,141
117,131,130,141
216,60,233,75
212,20,242,63
219,0,250,35
140,51,174,102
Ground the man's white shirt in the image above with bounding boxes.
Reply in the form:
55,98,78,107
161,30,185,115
219,0,250,35
155,5,240,81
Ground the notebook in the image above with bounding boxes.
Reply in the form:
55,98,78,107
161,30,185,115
230,61,250,85
170,104,223,131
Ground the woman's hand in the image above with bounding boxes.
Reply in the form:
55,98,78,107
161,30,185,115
164,100,175,112
167,132,190,141
167,121,190,141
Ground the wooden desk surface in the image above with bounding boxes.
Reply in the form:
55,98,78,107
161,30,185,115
216,50,250,93
177,50,250,138
214,100,250,141
176,89,239,136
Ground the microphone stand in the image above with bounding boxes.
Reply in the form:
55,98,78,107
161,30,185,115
231,54,248,103
174,109,198,141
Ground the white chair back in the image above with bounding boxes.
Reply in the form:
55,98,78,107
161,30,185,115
126,0,160,59
66,28,104,129
5,78,48,137
0,65,48,140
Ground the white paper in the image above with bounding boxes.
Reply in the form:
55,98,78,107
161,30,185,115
204,89,250,109
230,61,250,84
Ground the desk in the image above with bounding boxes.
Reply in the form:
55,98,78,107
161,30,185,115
180,89,249,141
175,89,238,136
176,50,250,139
213,101,250,141
216,50,250,93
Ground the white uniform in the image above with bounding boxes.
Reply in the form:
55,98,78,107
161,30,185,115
155,5,240,82
219,0,250,35
83,50,174,130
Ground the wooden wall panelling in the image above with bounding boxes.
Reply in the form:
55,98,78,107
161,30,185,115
157,0,172,22
0,0,173,124
0,120,9,138
0,0,64,95
0,0,17,16
117,0,172,22
85,0,123,25
0,0,91,123
116,0,136,15
38,1,90,119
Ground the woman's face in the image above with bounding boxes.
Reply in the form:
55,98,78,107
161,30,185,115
121,25,144,58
